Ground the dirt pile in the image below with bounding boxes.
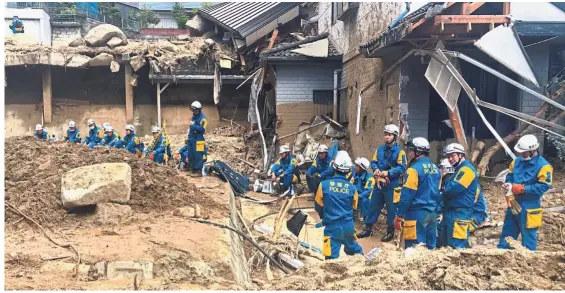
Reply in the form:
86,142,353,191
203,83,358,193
4,137,227,227
267,246,565,290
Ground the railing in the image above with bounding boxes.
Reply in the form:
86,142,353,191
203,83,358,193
6,2,52,13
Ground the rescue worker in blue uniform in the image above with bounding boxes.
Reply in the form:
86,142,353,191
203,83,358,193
436,158,454,248
103,122,121,141
63,120,81,143
115,124,143,155
315,150,364,259
84,119,104,149
358,124,407,241
145,126,167,164
351,157,374,221
497,135,552,251
101,126,120,148
175,129,191,170
440,143,478,249
306,144,334,193
34,124,48,140
271,145,301,195
187,101,208,174
9,16,24,34
394,137,441,249
470,187,488,234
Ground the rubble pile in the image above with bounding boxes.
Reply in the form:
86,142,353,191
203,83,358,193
269,246,565,290
4,24,236,72
4,137,227,227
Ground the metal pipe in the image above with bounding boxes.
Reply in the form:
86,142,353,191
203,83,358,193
333,69,341,121
355,91,363,136
388,2,411,29
444,51,565,112
157,83,161,127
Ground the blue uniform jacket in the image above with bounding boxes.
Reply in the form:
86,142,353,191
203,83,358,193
85,126,104,145
34,131,48,140
371,143,407,185
350,170,374,200
189,112,208,142
442,160,479,210
64,129,81,143
101,133,120,147
121,133,143,154
272,155,298,178
306,155,333,179
473,186,487,215
315,174,359,224
397,157,441,217
146,136,167,155
506,155,552,203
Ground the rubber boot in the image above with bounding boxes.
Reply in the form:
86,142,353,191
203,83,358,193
381,226,395,242
356,224,373,238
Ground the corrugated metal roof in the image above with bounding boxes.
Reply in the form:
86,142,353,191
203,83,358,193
264,38,341,59
140,2,201,11
198,2,299,38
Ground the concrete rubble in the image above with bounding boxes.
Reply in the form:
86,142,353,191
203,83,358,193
61,162,132,209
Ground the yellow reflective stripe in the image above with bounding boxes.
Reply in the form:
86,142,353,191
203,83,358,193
365,177,375,189
509,159,515,174
397,150,406,164
372,150,378,161
454,166,476,188
312,160,318,167
315,184,324,207
352,191,359,209
201,118,208,130
405,168,418,190
537,164,553,185
134,137,140,144
475,187,480,203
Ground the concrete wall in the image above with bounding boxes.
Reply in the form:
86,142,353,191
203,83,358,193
318,2,404,159
52,25,81,45
5,65,250,138
4,8,51,45
274,62,341,142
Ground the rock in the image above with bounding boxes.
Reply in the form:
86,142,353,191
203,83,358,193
7,33,39,46
94,261,106,277
61,163,132,209
84,24,127,47
186,14,212,37
106,261,153,280
205,38,215,47
89,53,115,67
106,37,125,49
110,61,120,72
95,203,133,225
157,40,180,52
174,206,195,218
130,75,137,87
49,52,68,67
194,204,201,218
177,34,189,41
130,55,146,72
66,54,91,68
68,36,86,47
40,262,90,277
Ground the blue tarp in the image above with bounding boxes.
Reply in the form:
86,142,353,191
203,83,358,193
75,2,99,16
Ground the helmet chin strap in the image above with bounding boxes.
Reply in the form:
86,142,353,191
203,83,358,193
451,154,463,167
523,151,535,161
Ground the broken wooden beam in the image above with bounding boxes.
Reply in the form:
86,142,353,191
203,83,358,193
471,141,486,164
469,2,486,14
448,106,468,150
502,2,511,15
433,15,509,25
124,63,134,123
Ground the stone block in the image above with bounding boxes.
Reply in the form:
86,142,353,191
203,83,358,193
106,261,153,280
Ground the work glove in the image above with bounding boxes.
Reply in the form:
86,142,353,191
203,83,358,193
505,186,522,215
149,153,155,160
511,184,525,195
394,216,404,231
437,214,443,223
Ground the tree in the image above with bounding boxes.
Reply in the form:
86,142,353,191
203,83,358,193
192,2,214,14
172,2,188,29
129,5,160,29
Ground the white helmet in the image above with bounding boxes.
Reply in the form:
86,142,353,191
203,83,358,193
407,137,430,153
279,145,290,154
35,124,43,131
191,101,202,110
87,119,95,126
68,121,76,128
317,144,329,153
104,126,113,133
384,124,399,136
514,134,539,153
354,157,370,172
125,124,135,132
152,126,161,133
333,151,353,173
102,122,111,129
444,143,465,155
440,158,455,174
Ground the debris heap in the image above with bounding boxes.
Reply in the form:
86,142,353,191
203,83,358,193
4,137,227,227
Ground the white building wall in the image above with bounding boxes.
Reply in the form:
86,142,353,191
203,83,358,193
4,7,51,46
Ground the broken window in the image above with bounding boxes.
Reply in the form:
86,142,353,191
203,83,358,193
332,2,344,25
313,90,333,118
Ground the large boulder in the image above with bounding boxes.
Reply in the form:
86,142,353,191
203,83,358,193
68,35,86,47
84,24,127,47
89,53,115,67
106,37,125,49
61,163,132,209
66,54,91,68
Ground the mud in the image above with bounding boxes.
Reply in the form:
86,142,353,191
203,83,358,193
4,137,227,227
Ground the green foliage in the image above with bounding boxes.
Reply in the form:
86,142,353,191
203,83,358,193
192,2,214,14
129,5,160,29
172,2,188,29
